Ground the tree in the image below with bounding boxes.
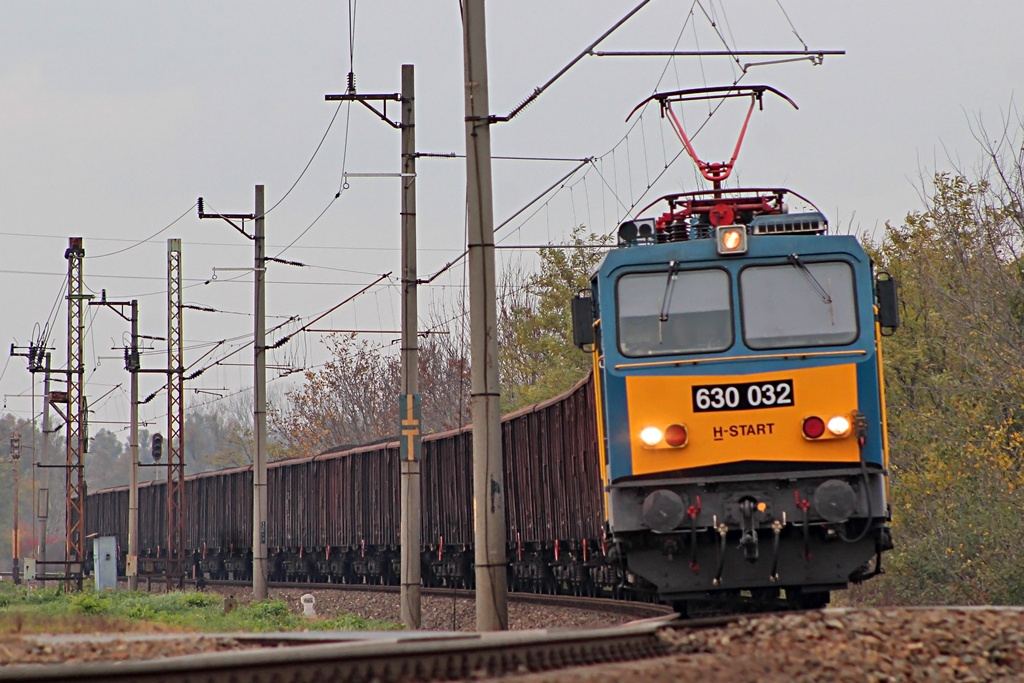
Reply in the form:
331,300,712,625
275,333,472,458
852,113,1024,606
84,428,127,489
499,226,611,412
273,226,609,455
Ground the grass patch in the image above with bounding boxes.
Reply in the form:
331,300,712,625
0,582,401,633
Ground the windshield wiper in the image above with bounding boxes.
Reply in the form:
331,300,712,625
658,261,681,345
659,261,681,322
788,254,832,304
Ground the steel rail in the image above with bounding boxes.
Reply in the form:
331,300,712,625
0,618,690,683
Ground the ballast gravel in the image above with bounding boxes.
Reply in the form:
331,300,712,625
5,598,1024,680
503,607,1024,682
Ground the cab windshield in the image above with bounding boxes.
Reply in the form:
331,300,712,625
740,261,858,349
616,268,732,357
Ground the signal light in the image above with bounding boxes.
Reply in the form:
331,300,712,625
716,225,747,255
802,416,825,439
665,424,688,448
151,433,164,462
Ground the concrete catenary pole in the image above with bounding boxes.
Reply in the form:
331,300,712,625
399,63,422,630
11,433,20,584
38,353,51,582
461,0,508,631
253,185,269,600
127,300,139,591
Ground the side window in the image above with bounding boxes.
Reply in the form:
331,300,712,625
616,269,732,357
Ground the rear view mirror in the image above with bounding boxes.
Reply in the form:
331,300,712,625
571,292,595,349
876,272,899,336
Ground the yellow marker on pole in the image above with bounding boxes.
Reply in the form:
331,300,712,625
400,394,421,461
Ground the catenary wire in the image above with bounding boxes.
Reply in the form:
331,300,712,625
89,203,197,259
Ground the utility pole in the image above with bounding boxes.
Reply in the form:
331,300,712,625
39,352,51,583
10,433,21,584
398,64,421,630
325,69,421,629
462,0,508,630
198,189,265,599
128,302,139,591
253,188,268,600
88,293,143,589
10,342,51,582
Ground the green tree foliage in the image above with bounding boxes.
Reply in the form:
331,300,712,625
83,428,126,489
0,414,60,563
500,226,611,412
854,118,1024,605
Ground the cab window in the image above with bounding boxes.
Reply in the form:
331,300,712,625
616,268,732,357
740,261,857,349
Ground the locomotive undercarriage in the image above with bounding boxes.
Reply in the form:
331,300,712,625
608,467,891,611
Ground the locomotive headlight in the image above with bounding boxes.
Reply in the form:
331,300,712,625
827,415,853,436
639,426,663,446
716,225,748,255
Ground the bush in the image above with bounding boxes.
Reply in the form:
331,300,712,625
70,592,110,615
182,592,218,608
25,587,62,604
124,603,157,621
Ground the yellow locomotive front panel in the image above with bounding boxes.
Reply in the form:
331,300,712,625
626,363,861,475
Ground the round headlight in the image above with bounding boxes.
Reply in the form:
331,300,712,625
639,426,663,446
723,230,742,250
827,415,852,436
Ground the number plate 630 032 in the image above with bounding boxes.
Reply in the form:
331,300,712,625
691,379,794,412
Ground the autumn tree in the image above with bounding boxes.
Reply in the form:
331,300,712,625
499,226,611,412
853,112,1024,606
275,332,471,458
186,387,290,468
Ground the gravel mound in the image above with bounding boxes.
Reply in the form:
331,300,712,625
505,607,1024,682
0,634,248,666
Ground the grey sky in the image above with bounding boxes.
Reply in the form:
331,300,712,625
1,1,1020,443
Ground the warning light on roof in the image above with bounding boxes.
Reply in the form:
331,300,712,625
716,225,747,255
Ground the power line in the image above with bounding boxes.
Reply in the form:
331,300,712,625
262,102,345,217
89,203,197,259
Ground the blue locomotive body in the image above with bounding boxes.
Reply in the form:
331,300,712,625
576,191,898,611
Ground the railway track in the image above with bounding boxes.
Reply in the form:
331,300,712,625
1,613,735,683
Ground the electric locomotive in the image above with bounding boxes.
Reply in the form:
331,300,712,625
572,87,899,613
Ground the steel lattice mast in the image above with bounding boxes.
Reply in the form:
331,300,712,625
64,237,87,591
166,239,186,590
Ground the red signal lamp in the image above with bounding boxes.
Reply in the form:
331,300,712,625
802,416,826,439
665,424,688,448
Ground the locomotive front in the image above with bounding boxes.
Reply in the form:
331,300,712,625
573,188,899,612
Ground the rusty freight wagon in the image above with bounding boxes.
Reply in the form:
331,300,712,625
86,375,626,595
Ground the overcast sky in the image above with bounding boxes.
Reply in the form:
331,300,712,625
1,1,1020,451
